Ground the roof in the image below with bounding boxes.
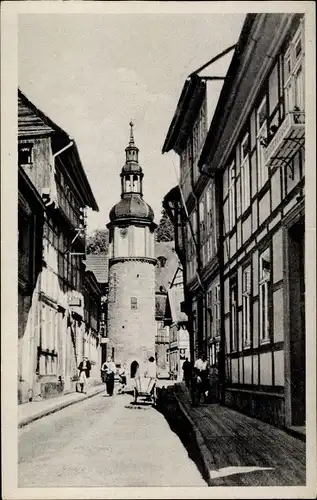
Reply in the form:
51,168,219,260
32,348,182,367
121,162,143,175
18,89,99,212
155,295,169,320
109,194,154,224
198,14,298,171
162,74,206,154
18,95,55,138
85,254,109,284
155,241,179,293
168,285,188,324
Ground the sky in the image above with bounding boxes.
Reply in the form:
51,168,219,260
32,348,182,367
18,13,246,233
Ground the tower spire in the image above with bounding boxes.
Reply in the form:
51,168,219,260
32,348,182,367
129,120,135,146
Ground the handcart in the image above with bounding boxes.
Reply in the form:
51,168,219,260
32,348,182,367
134,376,157,405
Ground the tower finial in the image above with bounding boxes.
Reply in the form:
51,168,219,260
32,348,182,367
129,120,135,146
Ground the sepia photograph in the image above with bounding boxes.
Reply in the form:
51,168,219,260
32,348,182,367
1,1,316,498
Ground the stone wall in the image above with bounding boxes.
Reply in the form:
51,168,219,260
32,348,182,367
107,258,156,376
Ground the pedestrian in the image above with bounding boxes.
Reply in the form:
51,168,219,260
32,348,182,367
101,355,116,396
144,356,157,379
77,356,91,394
117,363,127,394
144,356,157,400
208,364,219,403
182,357,192,388
193,353,209,403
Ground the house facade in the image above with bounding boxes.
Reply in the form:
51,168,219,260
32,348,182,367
165,266,190,381
18,90,99,403
154,241,179,378
82,269,103,384
199,13,305,428
162,74,222,369
85,254,109,367
163,13,305,429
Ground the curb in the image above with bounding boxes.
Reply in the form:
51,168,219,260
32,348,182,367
284,426,306,443
174,392,218,486
18,386,105,428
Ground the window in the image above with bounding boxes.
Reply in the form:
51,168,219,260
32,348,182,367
228,162,236,230
18,144,33,166
125,176,132,192
131,297,138,310
209,344,216,366
230,279,237,351
240,133,250,212
242,267,251,347
214,284,221,338
284,24,305,115
192,309,197,332
259,248,271,343
256,97,268,188
199,199,205,242
132,175,139,192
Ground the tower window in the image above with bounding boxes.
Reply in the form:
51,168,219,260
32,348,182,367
131,297,138,310
132,175,139,192
125,176,132,192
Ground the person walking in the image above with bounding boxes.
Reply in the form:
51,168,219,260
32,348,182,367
193,353,209,404
182,357,192,389
101,356,116,396
77,356,91,394
144,356,157,401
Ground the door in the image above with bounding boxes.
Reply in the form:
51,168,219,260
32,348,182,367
288,218,305,425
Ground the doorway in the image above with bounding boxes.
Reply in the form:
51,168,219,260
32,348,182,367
288,217,305,426
130,360,139,378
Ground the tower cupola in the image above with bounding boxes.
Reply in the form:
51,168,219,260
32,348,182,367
109,122,155,225
120,121,143,197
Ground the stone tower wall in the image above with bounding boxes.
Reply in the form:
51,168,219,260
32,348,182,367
107,258,156,376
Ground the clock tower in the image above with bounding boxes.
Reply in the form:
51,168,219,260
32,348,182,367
107,122,157,382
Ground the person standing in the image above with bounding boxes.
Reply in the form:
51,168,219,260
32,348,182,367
101,356,116,396
208,364,219,403
78,356,91,394
182,357,192,388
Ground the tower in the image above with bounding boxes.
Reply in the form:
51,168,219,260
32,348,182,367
107,122,157,381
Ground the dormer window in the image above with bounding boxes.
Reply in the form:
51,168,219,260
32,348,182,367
18,143,33,166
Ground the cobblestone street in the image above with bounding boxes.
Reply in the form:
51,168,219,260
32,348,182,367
18,390,206,487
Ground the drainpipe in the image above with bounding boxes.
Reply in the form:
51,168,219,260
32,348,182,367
216,172,226,404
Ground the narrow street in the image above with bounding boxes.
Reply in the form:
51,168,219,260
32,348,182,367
18,391,207,487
